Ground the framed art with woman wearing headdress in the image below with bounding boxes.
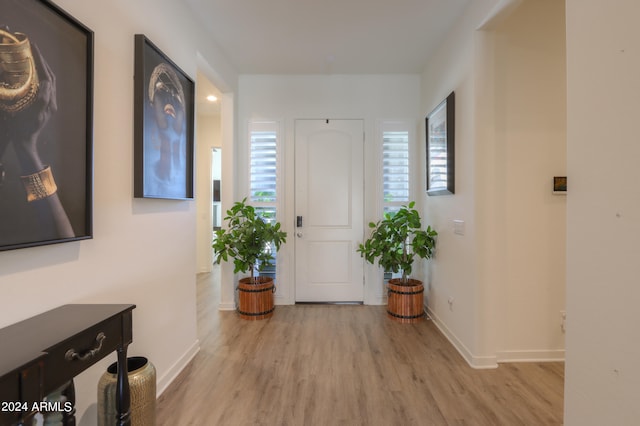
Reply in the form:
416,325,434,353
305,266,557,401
133,34,195,200
0,0,94,251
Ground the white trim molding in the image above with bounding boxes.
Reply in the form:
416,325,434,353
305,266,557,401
496,350,565,364
156,340,200,397
218,302,236,311
427,307,498,369
428,307,565,368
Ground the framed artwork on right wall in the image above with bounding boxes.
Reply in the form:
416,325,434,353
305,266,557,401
426,91,455,195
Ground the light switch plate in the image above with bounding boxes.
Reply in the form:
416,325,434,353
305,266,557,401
453,220,465,235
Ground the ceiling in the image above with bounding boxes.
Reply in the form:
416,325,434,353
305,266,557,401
185,0,470,75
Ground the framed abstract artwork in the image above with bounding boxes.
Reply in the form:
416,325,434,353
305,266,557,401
426,91,455,196
134,34,195,200
0,0,94,251
553,176,567,194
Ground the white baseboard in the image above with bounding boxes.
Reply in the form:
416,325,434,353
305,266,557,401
497,349,565,363
426,307,498,369
218,302,236,311
427,307,565,368
156,340,200,397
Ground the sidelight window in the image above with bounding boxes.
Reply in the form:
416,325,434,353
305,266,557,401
382,126,410,216
249,122,280,279
381,122,412,282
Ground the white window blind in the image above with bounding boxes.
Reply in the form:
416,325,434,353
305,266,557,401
250,130,277,204
382,129,410,215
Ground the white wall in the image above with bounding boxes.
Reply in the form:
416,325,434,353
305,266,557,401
0,1,237,424
565,0,640,424
237,74,421,305
420,0,492,367
195,111,221,273
421,0,566,367
491,0,567,362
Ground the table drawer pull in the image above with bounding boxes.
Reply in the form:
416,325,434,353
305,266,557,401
65,332,106,362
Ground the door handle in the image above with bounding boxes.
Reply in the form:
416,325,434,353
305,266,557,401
296,232,303,238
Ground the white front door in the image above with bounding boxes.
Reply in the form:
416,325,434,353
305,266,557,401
294,119,364,302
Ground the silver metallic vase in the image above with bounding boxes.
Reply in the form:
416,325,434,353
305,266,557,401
97,357,156,426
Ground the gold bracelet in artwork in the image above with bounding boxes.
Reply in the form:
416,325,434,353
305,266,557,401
20,165,58,202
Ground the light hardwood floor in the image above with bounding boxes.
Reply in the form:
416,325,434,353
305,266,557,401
156,271,564,425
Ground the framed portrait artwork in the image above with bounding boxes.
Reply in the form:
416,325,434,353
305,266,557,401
0,0,94,251
426,91,455,196
134,34,195,200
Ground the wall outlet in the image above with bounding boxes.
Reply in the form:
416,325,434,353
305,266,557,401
560,310,566,333
448,296,455,311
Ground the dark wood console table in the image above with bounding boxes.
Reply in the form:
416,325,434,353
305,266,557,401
0,304,136,426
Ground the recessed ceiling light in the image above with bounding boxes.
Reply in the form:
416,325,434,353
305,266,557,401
206,95,218,102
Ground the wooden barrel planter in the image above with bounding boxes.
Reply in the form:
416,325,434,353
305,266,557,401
237,276,275,320
387,278,424,323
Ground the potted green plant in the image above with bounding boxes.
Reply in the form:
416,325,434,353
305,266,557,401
357,201,437,323
212,198,287,320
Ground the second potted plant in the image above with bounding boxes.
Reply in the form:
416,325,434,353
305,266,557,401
358,202,437,323
212,198,287,320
